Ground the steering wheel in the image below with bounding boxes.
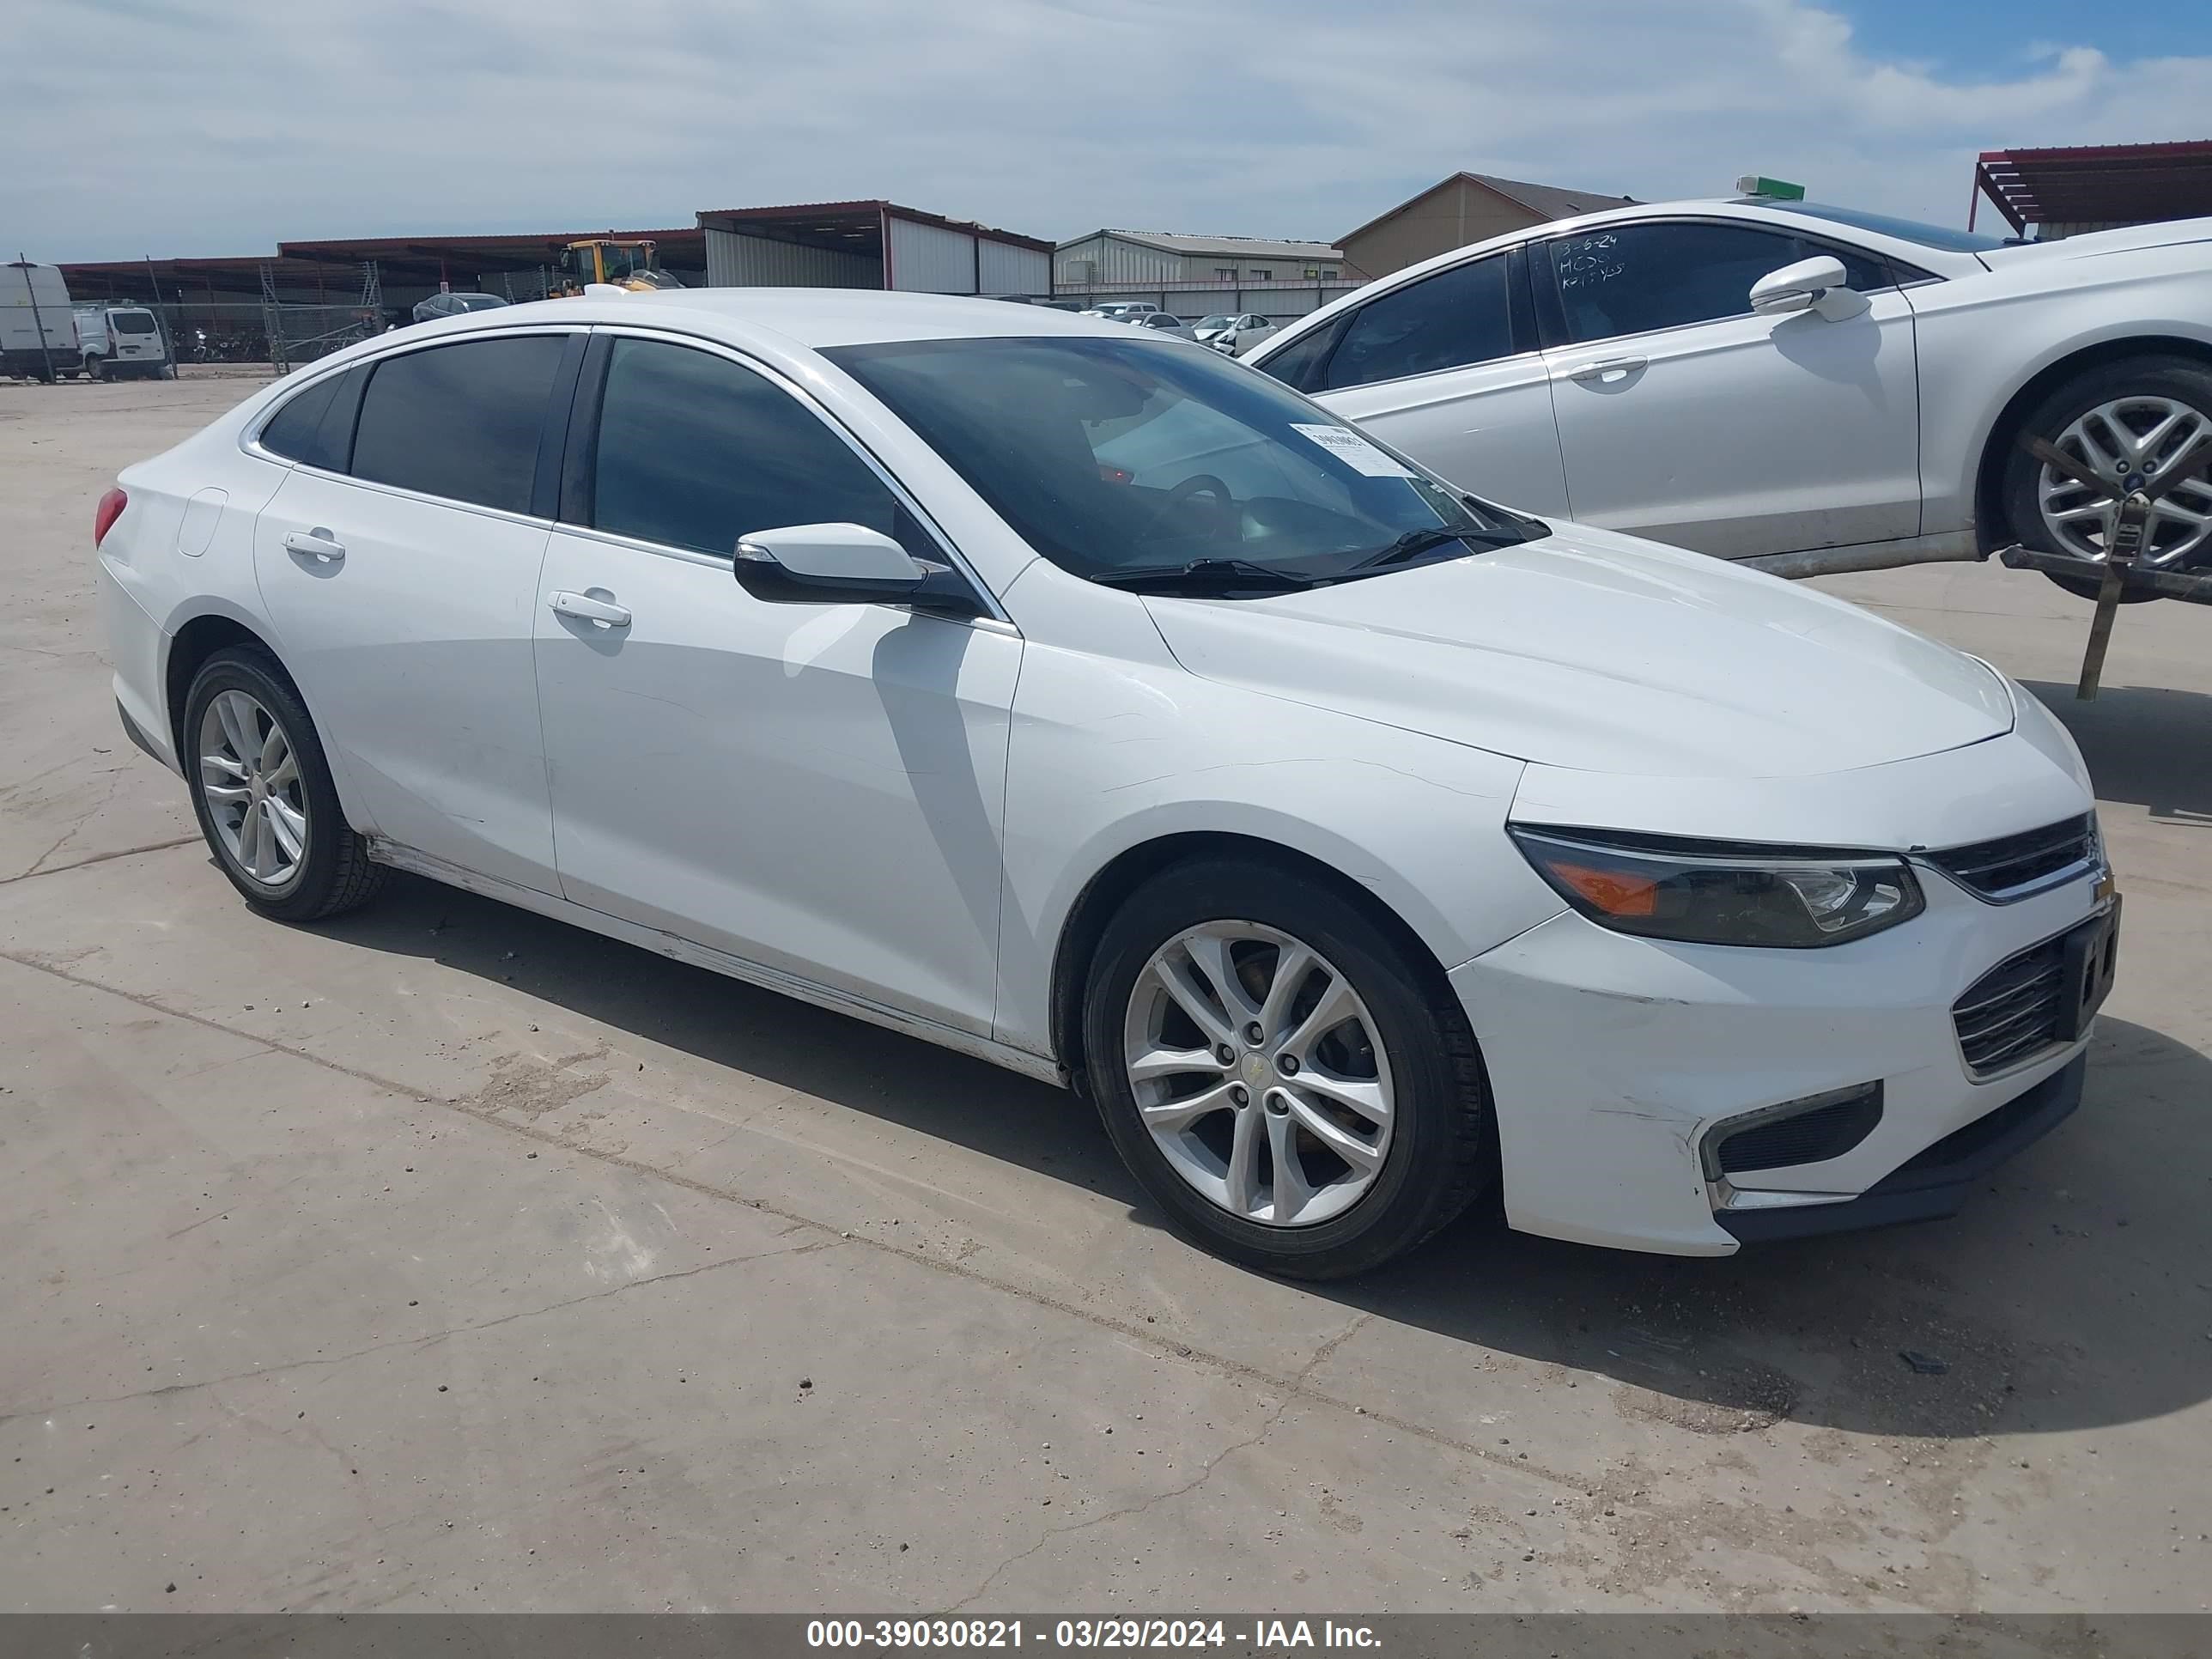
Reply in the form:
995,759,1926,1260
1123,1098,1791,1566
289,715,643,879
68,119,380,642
1149,473,1235,538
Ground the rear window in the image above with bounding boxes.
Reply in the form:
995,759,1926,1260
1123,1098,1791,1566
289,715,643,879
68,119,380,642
349,336,565,514
111,311,158,335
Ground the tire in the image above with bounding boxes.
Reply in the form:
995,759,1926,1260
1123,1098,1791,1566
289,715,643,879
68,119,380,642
2001,356,2212,603
1081,857,1493,1279
82,356,104,382
181,647,387,922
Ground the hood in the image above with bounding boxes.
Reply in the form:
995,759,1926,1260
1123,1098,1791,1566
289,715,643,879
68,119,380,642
1143,526,2013,779
1978,216,2212,264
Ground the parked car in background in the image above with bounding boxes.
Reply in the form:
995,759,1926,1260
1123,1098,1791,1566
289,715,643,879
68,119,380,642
1081,301,1161,322
98,290,2114,1278
1134,312,1200,341
410,292,509,325
2,259,84,381
1194,313,1279,356
1249,196,2212,599
75,304,173,380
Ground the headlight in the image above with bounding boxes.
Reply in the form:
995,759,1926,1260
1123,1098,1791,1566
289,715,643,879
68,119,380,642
1508,825,1923,948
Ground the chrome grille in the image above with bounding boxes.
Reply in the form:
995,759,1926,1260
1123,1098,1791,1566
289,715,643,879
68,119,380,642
1952,937,2067,1077
1927,815,2098,902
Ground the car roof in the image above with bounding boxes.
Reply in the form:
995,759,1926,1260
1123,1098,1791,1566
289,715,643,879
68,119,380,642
439,288,1145,352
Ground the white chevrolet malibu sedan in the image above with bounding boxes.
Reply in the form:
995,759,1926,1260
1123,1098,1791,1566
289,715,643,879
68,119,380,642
95,290,2118,1279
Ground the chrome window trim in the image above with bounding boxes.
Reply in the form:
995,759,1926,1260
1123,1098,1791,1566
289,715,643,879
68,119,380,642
580,323,1012,627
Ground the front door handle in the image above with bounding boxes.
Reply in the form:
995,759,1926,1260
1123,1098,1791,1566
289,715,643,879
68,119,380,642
1560,356,1649,383
549,589,631,628
283,528,345,562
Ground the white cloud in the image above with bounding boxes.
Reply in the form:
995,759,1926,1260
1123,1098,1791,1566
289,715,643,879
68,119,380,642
5,0,2209,259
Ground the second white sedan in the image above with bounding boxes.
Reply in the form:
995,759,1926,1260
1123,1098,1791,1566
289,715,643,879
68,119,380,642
1248,197,2212,598
98,291,2114,1278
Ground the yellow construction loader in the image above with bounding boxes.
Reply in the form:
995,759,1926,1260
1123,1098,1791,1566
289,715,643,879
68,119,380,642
551,240,683,297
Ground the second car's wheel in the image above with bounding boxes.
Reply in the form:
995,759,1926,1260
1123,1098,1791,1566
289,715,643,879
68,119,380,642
1082,857,1494,1279
83,356,104,382
182,647,387,922
2002,356,2212,602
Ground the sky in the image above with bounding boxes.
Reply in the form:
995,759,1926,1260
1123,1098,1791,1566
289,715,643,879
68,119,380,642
6,0,2209,263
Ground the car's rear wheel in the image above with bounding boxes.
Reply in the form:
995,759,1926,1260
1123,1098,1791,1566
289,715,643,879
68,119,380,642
82,356,104,382
1082,858,1493,1279
2002,357,2212,602
182,647,386,922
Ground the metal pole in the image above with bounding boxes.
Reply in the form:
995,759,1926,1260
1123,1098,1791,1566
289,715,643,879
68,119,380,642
143,254,174,372
16,251,57,382
2075,490,2149,700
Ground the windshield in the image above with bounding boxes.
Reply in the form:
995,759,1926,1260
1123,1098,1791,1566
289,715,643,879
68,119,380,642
1197,315,1235,330
1747,200,2005,252
825,334,1544,588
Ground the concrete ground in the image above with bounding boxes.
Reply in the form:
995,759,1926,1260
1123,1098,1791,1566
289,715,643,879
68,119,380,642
2,375,2208,1614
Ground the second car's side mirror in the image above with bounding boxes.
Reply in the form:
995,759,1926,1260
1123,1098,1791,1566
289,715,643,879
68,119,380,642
1748,255,1867,321
732,522,984,617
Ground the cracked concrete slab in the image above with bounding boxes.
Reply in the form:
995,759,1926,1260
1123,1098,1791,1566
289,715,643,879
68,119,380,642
4,376,2211,1614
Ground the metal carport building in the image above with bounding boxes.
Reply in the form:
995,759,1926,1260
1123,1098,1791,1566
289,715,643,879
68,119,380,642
697,202,1053,296
1971,140,2212,239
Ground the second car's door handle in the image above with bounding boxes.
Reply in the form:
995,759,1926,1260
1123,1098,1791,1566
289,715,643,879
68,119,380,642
549,590,632,628
283,528,345,562
1560,356,1649,383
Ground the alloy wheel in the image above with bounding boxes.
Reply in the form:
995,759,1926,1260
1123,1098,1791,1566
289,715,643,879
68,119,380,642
198,689,308,889
2038,395,2212,567
1121,922,1395,1227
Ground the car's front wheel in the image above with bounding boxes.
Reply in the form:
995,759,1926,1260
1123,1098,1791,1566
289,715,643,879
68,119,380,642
1082,858,1494,1279
2002,356,2212,602
182,647,386,922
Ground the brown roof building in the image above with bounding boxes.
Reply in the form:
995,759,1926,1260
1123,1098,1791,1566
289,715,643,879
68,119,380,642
1340,171,1637,277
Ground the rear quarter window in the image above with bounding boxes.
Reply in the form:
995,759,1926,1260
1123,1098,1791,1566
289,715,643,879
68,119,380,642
257,369,363,472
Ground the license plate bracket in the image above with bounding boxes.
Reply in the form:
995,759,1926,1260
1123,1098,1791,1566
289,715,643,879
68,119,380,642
2057,897,2121,1042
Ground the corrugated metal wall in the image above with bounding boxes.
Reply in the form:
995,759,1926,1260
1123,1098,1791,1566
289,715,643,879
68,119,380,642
885,216,977,293
978,240,1051,296
1053,234,1182,287
705,229,879,289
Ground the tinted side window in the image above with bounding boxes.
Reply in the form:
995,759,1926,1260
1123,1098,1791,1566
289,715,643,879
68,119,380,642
1254,323,1338,392
1546,223,1895,345
588,338,909,557
259,371,353,471
1322,255,1515,391
350,336,565,514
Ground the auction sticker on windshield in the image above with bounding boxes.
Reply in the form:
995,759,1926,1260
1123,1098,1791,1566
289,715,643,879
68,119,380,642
1288,423,1417,478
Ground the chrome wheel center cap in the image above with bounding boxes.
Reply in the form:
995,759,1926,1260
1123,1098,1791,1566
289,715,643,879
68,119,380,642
1240,1052,1273,1091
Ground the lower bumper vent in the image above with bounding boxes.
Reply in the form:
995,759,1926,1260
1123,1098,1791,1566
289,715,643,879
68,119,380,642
1708,1083,1884,1176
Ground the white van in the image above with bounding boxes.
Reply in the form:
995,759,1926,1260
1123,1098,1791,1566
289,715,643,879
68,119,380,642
75,304,172,380
2,261,84,381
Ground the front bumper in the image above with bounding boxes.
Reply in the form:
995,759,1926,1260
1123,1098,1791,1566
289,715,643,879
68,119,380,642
1451,865,2106,1256
1711,1054,2082,1242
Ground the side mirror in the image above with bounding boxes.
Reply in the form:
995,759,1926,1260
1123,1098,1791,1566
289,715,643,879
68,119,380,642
732,522,984,616
1749,255,1867,321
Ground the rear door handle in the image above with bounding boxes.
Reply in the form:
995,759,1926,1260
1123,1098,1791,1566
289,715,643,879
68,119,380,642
1560,356,1648,383
283,528,345,562
549,590,631,628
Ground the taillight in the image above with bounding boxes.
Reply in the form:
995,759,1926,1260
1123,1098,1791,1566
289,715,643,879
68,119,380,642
94,487,127,549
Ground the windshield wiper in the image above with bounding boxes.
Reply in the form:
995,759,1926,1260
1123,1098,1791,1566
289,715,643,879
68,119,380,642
1090,557,1320,594
1348,526,1516,572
